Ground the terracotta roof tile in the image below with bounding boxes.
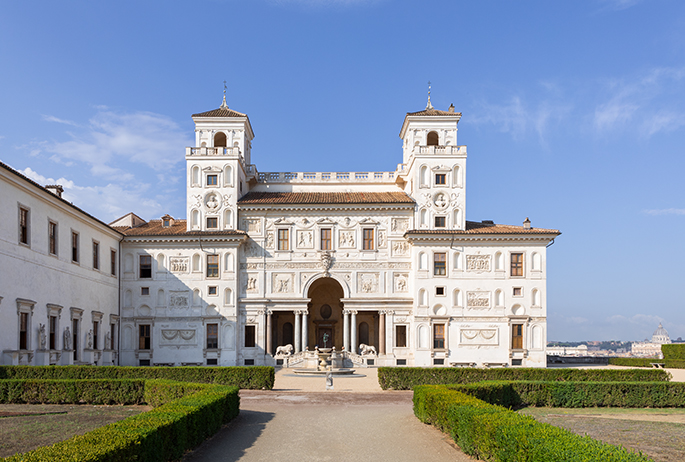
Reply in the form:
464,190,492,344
406,109,462,117
192,107,248,118
406,221,560,235
238,191,415,205
117,219,246,237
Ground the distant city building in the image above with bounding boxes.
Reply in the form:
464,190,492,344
631,323,671,358
546,344,588,356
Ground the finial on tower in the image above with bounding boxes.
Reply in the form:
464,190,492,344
220,80,228,109
426,81,434,110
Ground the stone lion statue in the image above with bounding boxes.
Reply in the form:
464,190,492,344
275,344,293,356
359,344,377,356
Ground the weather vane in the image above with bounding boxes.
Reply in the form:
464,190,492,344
426,81,433,110
221,80,228,108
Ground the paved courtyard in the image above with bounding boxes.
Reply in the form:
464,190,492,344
183,368,473,462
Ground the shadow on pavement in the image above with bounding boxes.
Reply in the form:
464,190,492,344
183,410,274,461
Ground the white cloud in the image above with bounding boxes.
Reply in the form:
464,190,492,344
605,313,664,326
39,107,192,179
593,67,685,136
470,95,571,145
643,208,685,216
19,167,162,223
42,115,79,126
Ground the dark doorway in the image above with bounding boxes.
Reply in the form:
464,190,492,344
306,277,344,350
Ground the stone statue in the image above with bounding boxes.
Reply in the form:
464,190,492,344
275,344,293,356
359,343,377,356
38,323,47,349
86,329,93,349
325,370,334,390
63,327,72,350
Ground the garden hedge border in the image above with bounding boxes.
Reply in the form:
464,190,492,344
413,385,653,462
0,379,240,461
662,344,685,360
608,358,685,369
0,379,145,404
378,366,670,390
446,380,685,408
0,365,274,389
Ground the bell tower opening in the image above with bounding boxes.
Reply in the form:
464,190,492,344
427,131,439,146
306,277,344,350
214,132,227,147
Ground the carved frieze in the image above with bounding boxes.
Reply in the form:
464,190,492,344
358,273,380,294
339,231,356,248
245,275,258,293
169,291,190,310
378,229,387,248
459,328,498,345
169,257,189,273
391,240,410,257
391,218,409,234
159,329,197,346
466,291,491,309
241,218,261,234
297,230,313,248
272,273,294,294
241,261,411,270
265,232,274,249
394,273,409,293
466,255,491,273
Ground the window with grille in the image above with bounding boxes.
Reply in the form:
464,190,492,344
511,253,524,277
139,324,151,350
435,173,446,185
278,229,289,250
139,255,152,278
363,228,374,250
49,222,57,255
207,323,218,349
433,324,445,349
434,216,446,228
434,253,446,276
320,228,332,250
19,207,29,245
207,255,219,278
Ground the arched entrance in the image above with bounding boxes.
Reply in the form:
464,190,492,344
306,277,344,350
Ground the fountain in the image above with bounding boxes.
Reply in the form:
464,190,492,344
293,333,355,375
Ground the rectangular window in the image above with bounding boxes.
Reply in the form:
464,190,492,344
207,254,219,278
435,286,445,296
19,312,28,350
396,325,407,348
244,325,256,348
111,250,117,276
207,174,218,186
434,253,446,276
435,173,446,185
434,216,446,228
139,324,151,350
513,287,522,297
511,253,524,277
320,228,332,250
208,286,218,295
71,232,79,263
363,228,374,250
141,287,150,296
49,316,57,350
92,241,99,270
48,221,57,255
19,207,29,245
512,324,523,349
110,323,116,349
139,255,152,278
278,229,289,251
207,323,218,349
72,319,78,360
206,217,218,229
433,324,445,349
93,321,99,350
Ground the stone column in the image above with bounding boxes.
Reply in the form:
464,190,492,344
379,311,386,355
301,310,308,352
265,311,273,356
294,311,301,354
350,310,358,354
343,310,350,352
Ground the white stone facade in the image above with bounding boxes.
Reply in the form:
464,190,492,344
0,96,559,368
0,165,121,366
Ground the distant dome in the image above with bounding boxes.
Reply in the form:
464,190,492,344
651,323,672,344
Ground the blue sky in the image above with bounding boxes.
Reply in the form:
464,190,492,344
1,0,684,342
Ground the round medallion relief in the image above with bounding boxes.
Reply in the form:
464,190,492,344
433,191,449,210
320,304,332,319
204,192,221,211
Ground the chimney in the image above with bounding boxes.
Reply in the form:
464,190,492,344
523,217,531,230
45,184,64,198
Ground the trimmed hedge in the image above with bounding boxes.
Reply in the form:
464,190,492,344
413,385,652,462
608,358,685,369
1,379,240,462
378,366,670,390
0,379,145,404
662,344,685,360
0,365,274,389
447,380,685,408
